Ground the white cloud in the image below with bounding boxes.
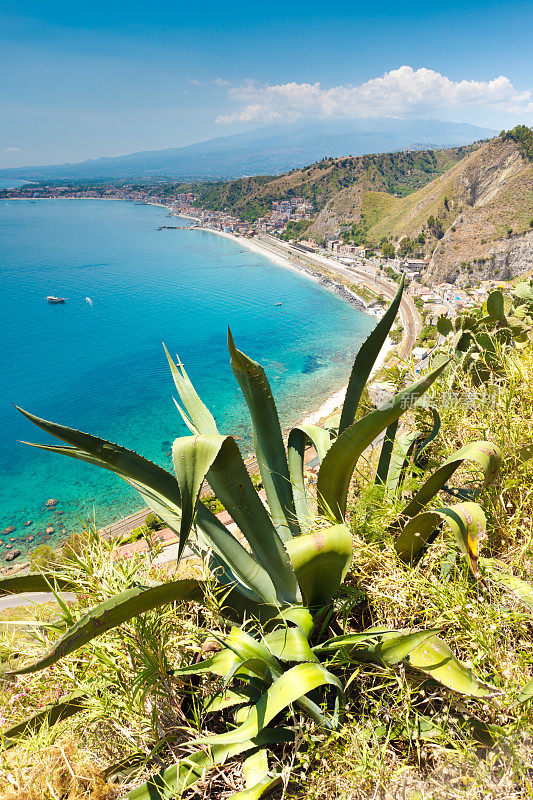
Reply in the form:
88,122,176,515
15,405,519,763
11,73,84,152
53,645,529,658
215,66,533,124
3,146,22,152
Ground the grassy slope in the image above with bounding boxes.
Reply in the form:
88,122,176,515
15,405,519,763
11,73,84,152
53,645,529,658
366,137,533,244
163,145,479,223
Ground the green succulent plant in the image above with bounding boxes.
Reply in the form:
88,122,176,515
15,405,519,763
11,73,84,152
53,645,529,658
437,284,533,384
1,278,502,799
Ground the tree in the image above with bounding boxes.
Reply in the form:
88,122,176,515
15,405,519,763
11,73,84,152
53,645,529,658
381,241,395,259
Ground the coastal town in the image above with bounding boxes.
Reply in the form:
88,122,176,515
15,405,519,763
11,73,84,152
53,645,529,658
3,180,503,329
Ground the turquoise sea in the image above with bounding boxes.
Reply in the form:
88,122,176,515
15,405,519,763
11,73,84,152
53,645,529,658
0,199,374,557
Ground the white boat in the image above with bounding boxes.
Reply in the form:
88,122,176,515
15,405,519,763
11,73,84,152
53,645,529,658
46,296,66,304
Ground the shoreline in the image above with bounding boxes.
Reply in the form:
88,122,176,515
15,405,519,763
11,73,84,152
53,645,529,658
1,200,393,570
195,225,368,312
193,224,395,427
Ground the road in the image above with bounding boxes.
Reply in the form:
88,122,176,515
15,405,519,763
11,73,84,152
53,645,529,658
0,591,76,612
257,235,421,359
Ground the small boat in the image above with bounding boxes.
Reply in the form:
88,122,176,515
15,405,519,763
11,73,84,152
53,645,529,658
275,302,282,306
86,297,93,308
47,296,66,304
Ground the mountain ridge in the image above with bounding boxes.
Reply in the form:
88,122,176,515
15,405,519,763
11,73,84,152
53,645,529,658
0,118,495,181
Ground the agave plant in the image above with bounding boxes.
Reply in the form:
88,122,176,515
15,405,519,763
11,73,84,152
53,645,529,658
1,279,501,799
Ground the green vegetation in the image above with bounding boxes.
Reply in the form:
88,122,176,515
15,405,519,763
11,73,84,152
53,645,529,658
279,219,312,241
381,241,395,259
7,278,533,798
437,282,533,384
144,513,164,531
166,145,476,223
500,124,533,162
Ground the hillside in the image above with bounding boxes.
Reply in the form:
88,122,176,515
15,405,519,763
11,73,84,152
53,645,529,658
167,144,479,222
302,128,533,285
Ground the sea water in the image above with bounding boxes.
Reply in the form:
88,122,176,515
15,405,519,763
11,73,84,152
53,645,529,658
0,199,374,556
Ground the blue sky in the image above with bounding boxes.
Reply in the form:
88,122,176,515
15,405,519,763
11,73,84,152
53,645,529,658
1,0,532,167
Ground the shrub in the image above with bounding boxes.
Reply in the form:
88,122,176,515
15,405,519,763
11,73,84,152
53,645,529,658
144,513,164,531
30,544,57,570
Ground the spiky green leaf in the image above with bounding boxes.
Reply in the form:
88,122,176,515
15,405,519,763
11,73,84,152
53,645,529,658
338,275,404,435
4,579,203,676
228,329,298,540
318,360,449,520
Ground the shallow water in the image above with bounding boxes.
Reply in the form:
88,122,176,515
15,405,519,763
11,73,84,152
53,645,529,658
0,199,374,557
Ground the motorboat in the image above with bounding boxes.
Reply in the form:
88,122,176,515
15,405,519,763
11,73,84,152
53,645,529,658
46,296,66,304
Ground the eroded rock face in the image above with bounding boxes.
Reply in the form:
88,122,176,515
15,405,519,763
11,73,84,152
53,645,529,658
424,139,533,285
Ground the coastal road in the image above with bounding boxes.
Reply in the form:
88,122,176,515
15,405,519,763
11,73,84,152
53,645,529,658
257,235,421,359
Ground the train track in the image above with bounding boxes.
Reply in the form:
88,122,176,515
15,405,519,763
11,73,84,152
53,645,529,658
258,235,421,359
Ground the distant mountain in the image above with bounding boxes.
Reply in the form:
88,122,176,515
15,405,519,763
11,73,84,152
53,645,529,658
0,118,496,181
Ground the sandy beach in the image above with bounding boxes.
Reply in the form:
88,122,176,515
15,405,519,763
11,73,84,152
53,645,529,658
191,223,396,427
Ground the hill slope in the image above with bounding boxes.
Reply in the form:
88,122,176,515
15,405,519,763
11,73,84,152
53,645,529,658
171,144,478,222
302,130,533,285
0,118,494,181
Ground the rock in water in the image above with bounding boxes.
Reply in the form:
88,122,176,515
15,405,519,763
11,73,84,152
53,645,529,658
2,526,15,535
45,525,55,534
5,550,21,562
24,520,33,526
46,499,58,507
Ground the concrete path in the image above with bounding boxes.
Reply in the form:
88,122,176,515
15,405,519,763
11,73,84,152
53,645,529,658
0,591,76,612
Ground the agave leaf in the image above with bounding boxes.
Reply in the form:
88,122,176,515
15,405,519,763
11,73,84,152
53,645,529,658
171,649,237,679
223,627,283,678
277,606,315,638
406,634,495,697
314,629,439,664
172,434,225,558
395,502,486,571
4,579,203,676
287,424,332,531
202,435,300,605
228,329,298,541
375,419,399,485
263,626,318,663
480,559,533,611
318,360,449,520
194,662,343,746
338,275,404,435
230,748,281,800
163,344,219,435
384,430,422,500
399,441,501,520
0,572,75,596
205,687,258,714
17,409,277,605
516,678,533,705
2,691,87,749
126,729,294,800
285,525,353,608
16,406,186,514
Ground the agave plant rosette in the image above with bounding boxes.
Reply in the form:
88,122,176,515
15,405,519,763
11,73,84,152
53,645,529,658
1,278,502,799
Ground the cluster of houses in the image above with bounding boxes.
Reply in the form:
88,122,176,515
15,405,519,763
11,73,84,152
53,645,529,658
409,280,501,325
172,195,315,236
